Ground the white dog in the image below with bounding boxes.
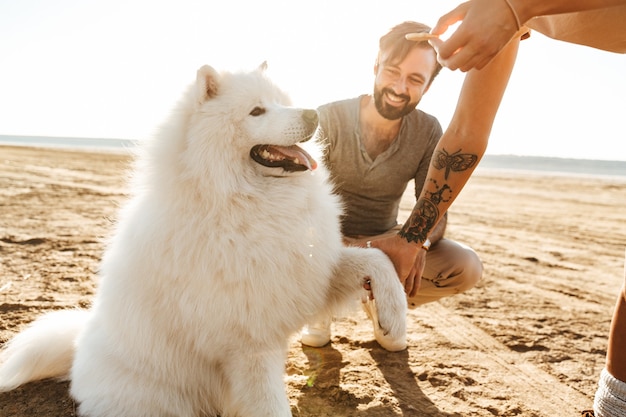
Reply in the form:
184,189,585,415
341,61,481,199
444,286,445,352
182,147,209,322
0,64,406,417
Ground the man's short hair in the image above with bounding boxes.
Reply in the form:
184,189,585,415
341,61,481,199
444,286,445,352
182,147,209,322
378,21,443,86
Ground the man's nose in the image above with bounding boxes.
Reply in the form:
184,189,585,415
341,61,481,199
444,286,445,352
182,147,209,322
392,77,409,94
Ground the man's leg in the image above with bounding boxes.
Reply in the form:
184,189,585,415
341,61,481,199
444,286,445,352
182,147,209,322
407,238,483,308
344,230,483,307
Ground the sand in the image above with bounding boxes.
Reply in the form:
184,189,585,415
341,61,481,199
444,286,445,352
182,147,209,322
1,145,625,416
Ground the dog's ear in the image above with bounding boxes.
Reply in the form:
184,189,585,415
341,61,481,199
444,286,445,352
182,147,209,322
257,61,268,72
196,65,219,104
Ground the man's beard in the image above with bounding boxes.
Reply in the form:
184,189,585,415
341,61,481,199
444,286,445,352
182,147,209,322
373,86,419,120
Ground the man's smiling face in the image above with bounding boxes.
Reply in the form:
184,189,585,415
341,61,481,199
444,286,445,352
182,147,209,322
373,46,437,120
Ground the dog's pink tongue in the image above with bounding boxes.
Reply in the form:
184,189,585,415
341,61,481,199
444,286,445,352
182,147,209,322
280,145,318,171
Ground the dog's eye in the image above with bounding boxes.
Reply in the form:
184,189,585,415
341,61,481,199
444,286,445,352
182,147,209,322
249,107,266,116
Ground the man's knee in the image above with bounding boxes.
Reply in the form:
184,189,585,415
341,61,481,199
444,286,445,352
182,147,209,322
455,246,483,293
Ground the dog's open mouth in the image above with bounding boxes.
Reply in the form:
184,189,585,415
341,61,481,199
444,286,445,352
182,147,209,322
250,144,318,172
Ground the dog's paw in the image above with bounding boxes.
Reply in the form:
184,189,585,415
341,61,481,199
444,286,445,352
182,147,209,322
374,292,407,339
366,252,407,350
363,296,407,351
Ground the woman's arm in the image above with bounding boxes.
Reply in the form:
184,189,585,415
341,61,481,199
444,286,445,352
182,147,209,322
399,35,520,247
373,33,519,285
432,0,626,71
512,0,626,23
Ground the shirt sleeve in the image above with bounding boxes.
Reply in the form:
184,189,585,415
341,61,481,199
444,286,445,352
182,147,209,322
316,104,333,167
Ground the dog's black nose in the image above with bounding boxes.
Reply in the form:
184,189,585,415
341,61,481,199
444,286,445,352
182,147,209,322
302,109,319,125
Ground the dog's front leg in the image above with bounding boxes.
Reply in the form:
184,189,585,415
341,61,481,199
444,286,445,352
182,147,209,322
222,345,292,417
328,246,407,342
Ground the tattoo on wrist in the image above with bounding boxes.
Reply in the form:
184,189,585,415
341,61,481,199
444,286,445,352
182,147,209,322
433,148,478,180
399,199,438,244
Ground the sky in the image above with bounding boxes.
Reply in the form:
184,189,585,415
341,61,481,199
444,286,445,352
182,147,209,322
1,0,625,161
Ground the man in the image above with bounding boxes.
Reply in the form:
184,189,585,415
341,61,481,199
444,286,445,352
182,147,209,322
301,21,484,352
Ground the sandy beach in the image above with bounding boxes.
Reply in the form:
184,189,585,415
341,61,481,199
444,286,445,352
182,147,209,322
1,145,625,416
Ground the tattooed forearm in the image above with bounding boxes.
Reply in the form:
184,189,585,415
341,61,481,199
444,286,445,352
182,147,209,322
398,198,438,244
432,148,478,180
399,148,477,244
399,178,454,243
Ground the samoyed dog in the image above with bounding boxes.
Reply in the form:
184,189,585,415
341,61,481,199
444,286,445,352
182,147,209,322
0,64,406,416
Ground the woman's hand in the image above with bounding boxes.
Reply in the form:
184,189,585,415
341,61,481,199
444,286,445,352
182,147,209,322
431,0,520,71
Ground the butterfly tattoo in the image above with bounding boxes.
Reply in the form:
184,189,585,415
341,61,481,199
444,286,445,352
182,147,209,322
433,149,478,180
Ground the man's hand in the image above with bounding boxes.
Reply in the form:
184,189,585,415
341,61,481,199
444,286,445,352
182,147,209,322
371,234,424,296
408,250,427,297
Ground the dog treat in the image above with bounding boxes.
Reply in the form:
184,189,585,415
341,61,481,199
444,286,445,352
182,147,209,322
405,32,439,41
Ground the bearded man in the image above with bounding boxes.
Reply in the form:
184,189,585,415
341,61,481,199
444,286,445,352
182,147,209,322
301,21,483,352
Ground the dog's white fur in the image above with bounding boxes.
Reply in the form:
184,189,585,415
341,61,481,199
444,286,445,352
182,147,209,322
0,64,406,417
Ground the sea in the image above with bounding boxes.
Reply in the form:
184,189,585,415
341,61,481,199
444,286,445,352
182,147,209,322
1,134,626,180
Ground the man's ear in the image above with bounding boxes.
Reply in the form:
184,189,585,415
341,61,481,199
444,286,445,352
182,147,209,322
196,65,219,104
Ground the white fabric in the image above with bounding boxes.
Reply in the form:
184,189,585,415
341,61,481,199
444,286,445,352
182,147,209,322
594,368,626,416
